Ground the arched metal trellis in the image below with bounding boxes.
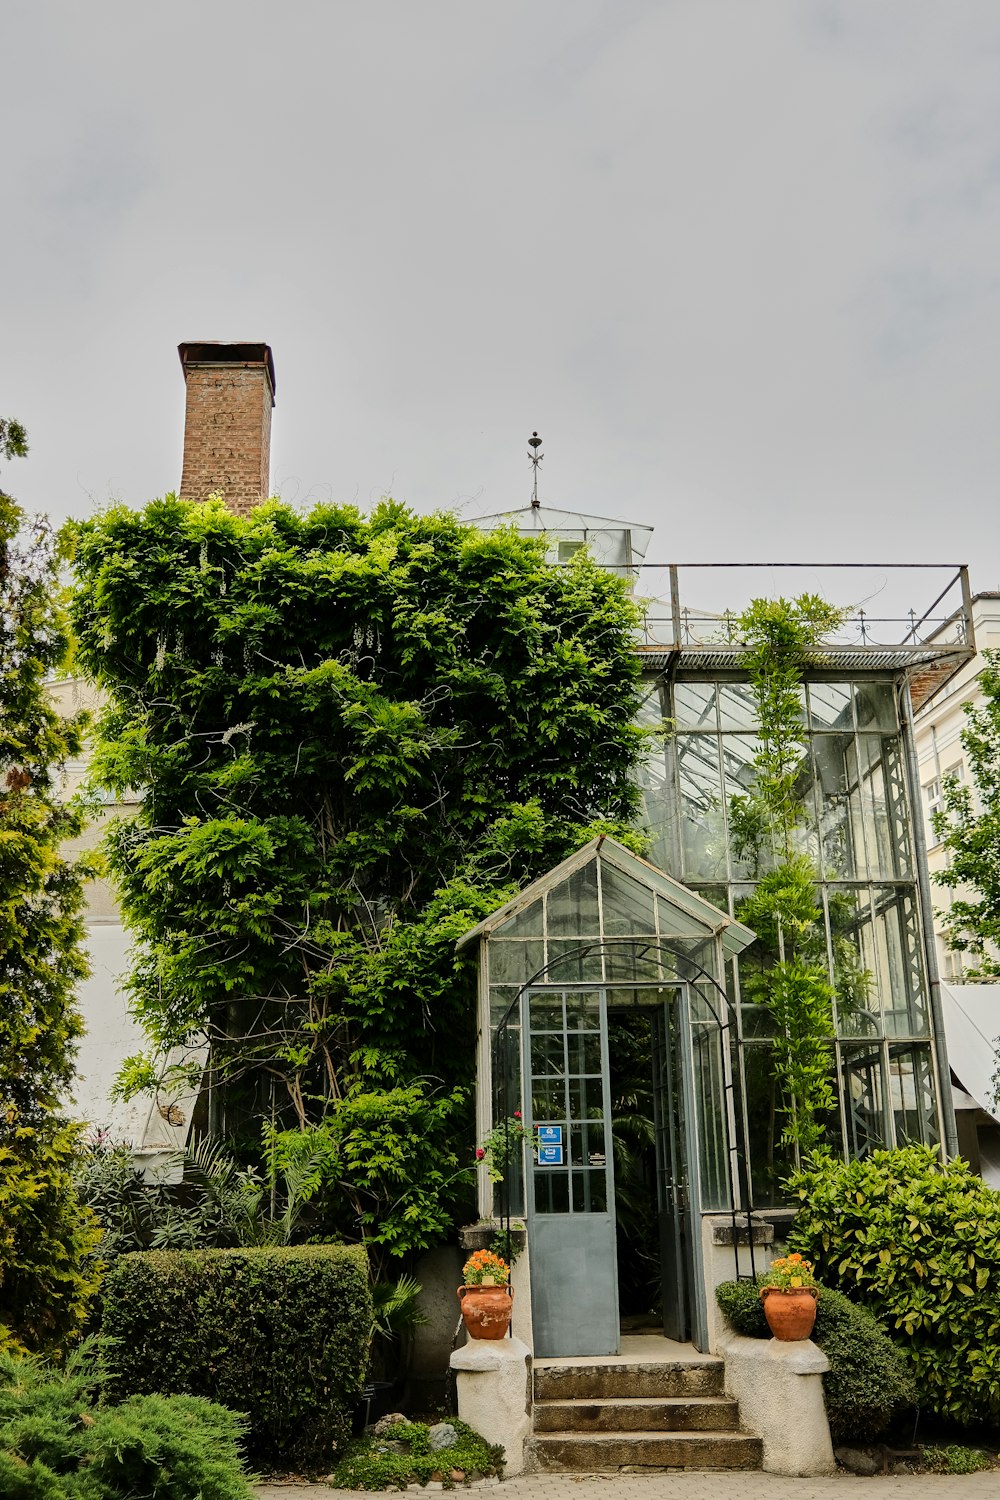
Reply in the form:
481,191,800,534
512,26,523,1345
490,936,761,1325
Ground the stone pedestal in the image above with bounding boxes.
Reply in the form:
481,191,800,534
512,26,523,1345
719,1331,835,1476
449,1336,531,1476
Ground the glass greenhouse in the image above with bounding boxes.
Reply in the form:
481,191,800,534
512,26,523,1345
462,507,974,1356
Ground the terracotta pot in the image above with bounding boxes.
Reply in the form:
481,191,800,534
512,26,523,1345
457,1282,513,1341
760,1286,818,1341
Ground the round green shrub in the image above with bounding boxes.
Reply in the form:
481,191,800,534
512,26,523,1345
787,1145,1000,1430
715,1278,915,1440
815,1288,916,1440
714,1278,767,1338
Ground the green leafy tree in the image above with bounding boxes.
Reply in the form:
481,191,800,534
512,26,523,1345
0,419,28,464
69,498,646,1263
933,649,1000,981
0,428,100,1353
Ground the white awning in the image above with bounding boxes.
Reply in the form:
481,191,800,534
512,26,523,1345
940,982,1000,1124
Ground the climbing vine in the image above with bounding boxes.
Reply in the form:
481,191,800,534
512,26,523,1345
69,498,647,1262
731,596,850,1153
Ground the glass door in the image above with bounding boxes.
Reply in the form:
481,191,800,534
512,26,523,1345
652,995,696,1342
522,986,619,1357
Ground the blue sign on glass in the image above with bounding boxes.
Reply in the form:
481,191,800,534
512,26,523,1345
537,1124,564,1166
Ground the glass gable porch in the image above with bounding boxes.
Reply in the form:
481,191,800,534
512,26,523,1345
458,836,757,1219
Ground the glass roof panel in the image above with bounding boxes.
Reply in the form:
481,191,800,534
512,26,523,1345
654,891,717,939
601,863,656,936
547,861,601,937
457,835,756,958
492,900,544,939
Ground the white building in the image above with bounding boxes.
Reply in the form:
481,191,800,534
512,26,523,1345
913,590,1000,1184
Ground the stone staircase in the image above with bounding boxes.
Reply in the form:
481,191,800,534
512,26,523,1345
526,1354,763,1472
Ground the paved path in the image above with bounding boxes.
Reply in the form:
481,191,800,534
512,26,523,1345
257,1473,999,1500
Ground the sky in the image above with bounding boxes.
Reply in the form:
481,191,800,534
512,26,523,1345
3,0,1000,610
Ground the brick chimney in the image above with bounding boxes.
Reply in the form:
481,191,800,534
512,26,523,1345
178,342,276,514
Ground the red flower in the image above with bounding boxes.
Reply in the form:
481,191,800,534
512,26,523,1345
475,1147,485,1160
513,1110,522,1120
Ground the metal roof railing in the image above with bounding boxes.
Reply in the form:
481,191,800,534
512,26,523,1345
600,563,975,682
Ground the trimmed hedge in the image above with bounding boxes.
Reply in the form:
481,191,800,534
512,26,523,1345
787,1146,1000,1430
100,1245,372,1472
715,1279,915,1440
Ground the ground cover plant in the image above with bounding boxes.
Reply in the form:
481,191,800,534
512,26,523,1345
0,425,99,1355
69,498,648,1271
100,1244,372,1471
787,1145,1000,1429
333,1417,502,1490
0,1340,253,1500
923,1445,996,1474
715,1277,914,1440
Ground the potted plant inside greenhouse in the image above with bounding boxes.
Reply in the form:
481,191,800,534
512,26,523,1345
758,1253,820,1341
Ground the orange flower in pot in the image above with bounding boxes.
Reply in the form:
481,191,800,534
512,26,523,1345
457,1249,512,1341
758,1253,819,1341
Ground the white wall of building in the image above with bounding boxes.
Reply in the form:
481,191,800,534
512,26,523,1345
50,676,203,1168
913,592,1000,981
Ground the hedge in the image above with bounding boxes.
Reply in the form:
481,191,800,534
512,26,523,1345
100,1244,373,1472
715,1278,915,1440
787,1145,1000,1430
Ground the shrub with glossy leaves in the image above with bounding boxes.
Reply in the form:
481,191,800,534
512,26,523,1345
787,1145,1000,1429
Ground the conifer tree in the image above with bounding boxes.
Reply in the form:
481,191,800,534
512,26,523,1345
0,424,99,1352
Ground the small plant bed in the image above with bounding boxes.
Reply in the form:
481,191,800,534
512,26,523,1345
833,1443,999,1476
923,1445,997,1475
333,1417,503,1490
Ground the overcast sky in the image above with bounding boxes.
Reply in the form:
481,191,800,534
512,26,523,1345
4,1,1000,606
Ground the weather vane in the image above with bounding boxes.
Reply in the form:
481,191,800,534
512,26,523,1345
528,431,543,508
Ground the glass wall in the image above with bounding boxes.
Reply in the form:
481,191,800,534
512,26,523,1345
638,672,941,1203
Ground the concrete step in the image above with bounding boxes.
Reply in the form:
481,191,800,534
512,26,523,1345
525,1430,763,1472
532,1395,741,1434
533,1359,725,1401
